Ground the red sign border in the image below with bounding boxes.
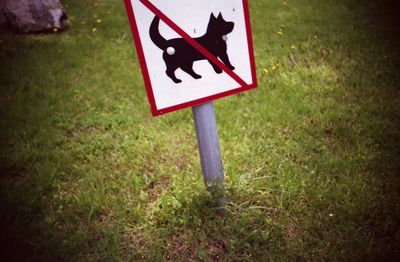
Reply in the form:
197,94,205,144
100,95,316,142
124,0,257,116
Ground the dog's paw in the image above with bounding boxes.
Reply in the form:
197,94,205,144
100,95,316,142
228,65,235,70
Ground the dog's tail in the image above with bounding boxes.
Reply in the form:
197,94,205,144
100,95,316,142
150,16,168,50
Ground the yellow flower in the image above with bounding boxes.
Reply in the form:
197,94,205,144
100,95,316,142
96,19,102,23
92,27,97,32
290,44,296,49
263,68,269,74
283,1,288,5
271,64,281,71
52,27,59,33
277,31,283,36
225,175,230,182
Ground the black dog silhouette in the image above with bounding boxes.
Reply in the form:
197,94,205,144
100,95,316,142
149,13,235,83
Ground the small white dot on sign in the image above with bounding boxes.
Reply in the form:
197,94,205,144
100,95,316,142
166,47,175,55
222,35,228,41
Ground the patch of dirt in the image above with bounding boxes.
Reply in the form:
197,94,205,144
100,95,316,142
286,221,299,240
121,229,150,260
205,240,228,261
145,175,171,204
168,234,199,262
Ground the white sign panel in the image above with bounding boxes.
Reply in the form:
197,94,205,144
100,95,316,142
124,0,257,116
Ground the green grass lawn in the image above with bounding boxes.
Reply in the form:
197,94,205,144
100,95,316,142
1,0,400,260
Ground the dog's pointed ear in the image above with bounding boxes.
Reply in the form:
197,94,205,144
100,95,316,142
217,12,223,20
209,13,217,21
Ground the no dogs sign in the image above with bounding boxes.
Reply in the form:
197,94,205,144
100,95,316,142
124,0,257,116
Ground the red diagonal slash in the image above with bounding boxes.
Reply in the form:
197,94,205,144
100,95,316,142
139,0,249,88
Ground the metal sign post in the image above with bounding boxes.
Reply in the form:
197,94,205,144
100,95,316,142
192,102,226,210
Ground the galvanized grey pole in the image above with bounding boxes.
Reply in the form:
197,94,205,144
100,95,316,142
192,102,226,210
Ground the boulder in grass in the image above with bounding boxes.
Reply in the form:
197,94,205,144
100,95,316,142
3,0,69,33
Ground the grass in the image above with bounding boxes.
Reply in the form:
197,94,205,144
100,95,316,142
1,0,400,260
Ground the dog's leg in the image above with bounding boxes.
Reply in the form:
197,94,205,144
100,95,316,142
163,53,182,83
166,66,182,83
219,52,235,71
182,64,202,79
207,59,223,74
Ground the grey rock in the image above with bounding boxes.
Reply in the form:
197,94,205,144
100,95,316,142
4,0,69,33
